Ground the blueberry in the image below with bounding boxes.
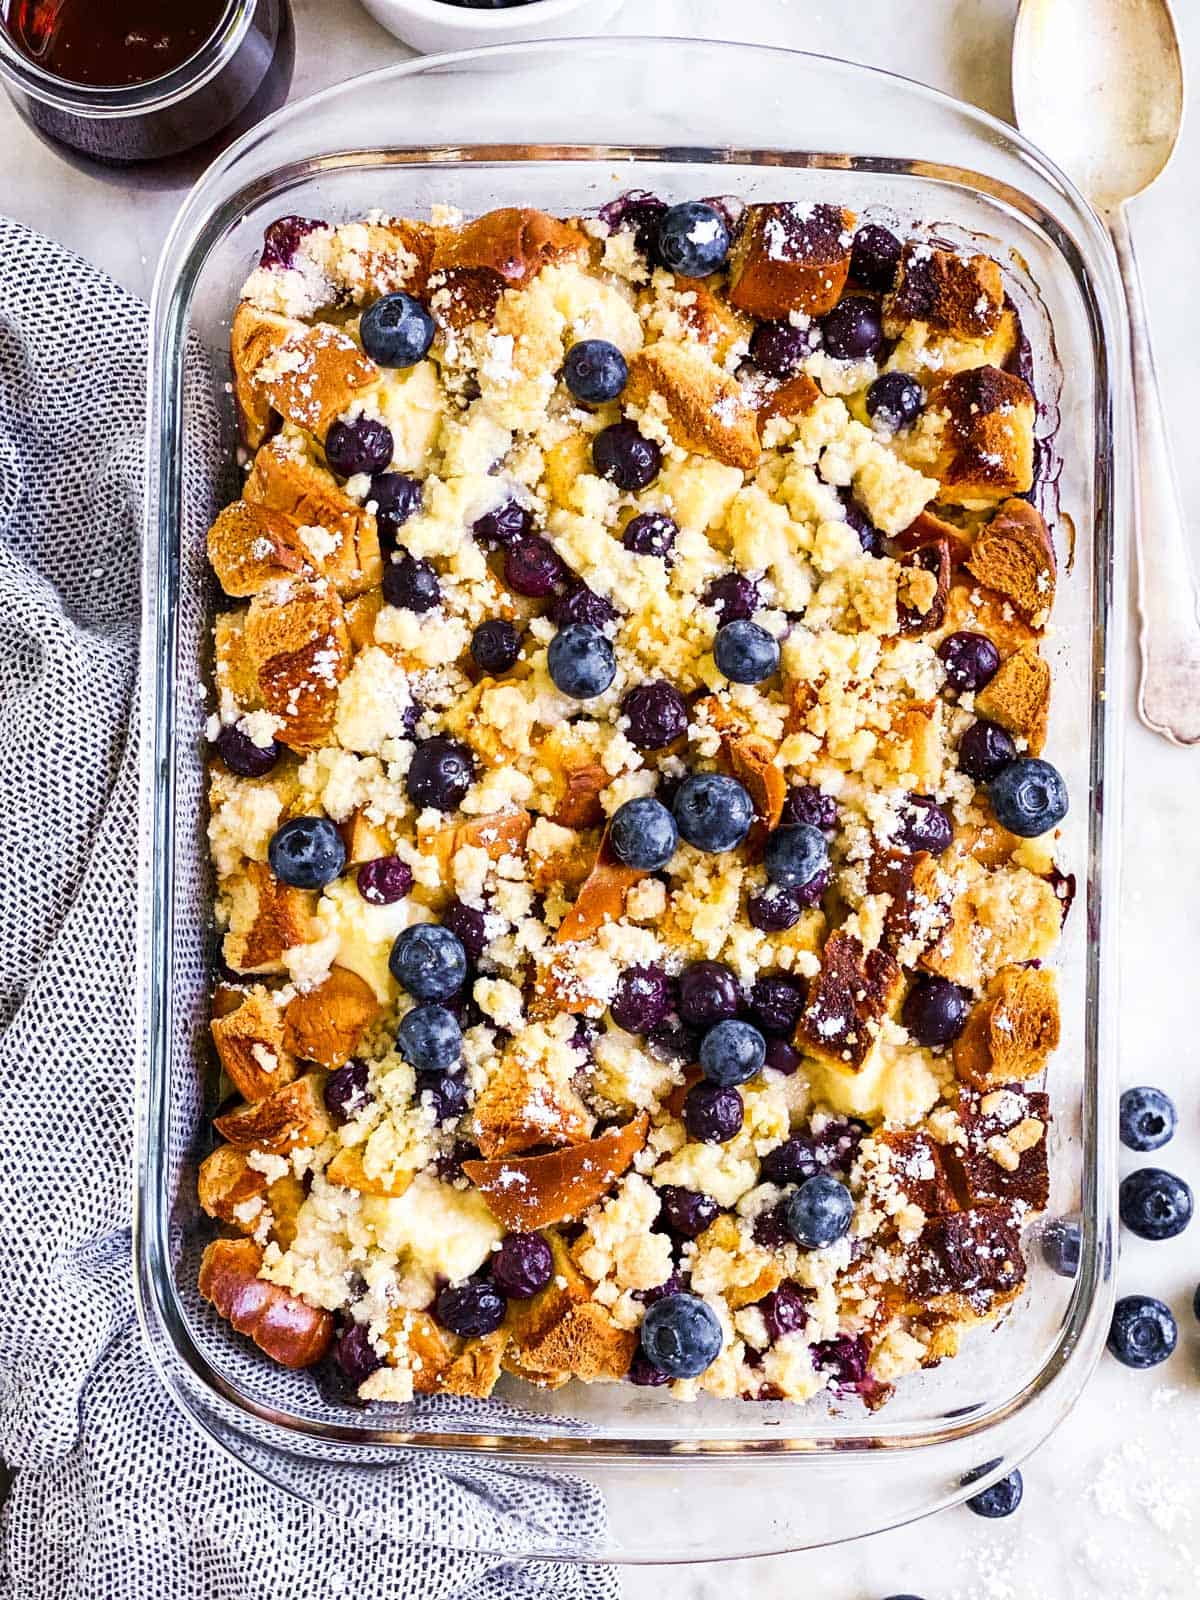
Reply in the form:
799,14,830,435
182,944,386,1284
383,552,440,612
647,1018,702,1067
989,757,1069,837
683,1081,744,1144
654,201,731,279
784,1174,854,1249
370,472,422,540
639,1291,724,1377
1119,1167,1193,1241
356,855,414,906
472,498,531,548
397,1003,462,1072
699,1019,766,1087
491,1232,554,1300
608,797,679,872
964,1469,1023,1519
598,189,668,256
747,883,803,933
958,718,1018,781
762,1127,865,1185
360,291,435,368
334,1321,383,1385
267,816,345,889
406,736,474,812
703,571,760,621
593,421,661,491
443,897,489,961
894,794,953,855
388,923,468,1002
657,1185,720,1240
434,1279,505,1337
713,619,780,685
610,964,674,1033
761,1282,809,1342
504,534,568,598
866,371,924,430
259,215,326,271
747,973,806,1037
938,630,1001,693
1120,1087,1177,1152
622,511,677,561
1195,1283,1200,1324
416,1069,470,1123
548,623,616,700
1108,1294,1177,1370
471,618,522,675
749,319,817,378
563,339,628,404
764,1037,802,1075
840,488,884,557
324,1057,370,1123
764,823,828,890
781,784,838,831
622,681,688,750
850,224,903,291
673,772,755,853
902,975,970,1049
549,582,619,630
214,723,281,778
1042,1217,1081,1278
325,417,393,478
628,1351,672,1386
678,961,741,1028
820,296,884,360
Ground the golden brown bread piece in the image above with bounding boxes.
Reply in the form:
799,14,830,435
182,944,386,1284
463,1113,649,1231
197,1145,306,1249
554,831,647,946
897,540,952,636
243,437,382,598
905,1204,1026,1309
417,810,531,882
207,500,314,598
930,366,1036,506
199,1237,334,1368
210,984,299,1102
625,342,760,471
241,578,352,752
213,1071,332,1154
509,1300,636,1383
672,281,753,363
221,861,320,975
324,1145,414,1198
338,808,394,867
281,966,381,1069
879,698,944,791
438,1327,510,1397
883,245,1006,340
471,1038,594,1159
550,763,609,831
256,323,378,441
793,933,903,1071
756,372,821,425
230,301,301,448
728,203,854,319
724,731,787,830
974,644,1051,754
874,1129,960,1218
965,498,1056,627
866,846,931,951
938,579,1038,662
432,206,588,288
953,964,1060,1087
945,1082,1050,1210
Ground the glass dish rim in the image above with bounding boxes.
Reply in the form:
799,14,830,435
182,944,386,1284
136,35,1127,1469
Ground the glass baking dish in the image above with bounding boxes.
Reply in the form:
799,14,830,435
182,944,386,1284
136,37,1129,1563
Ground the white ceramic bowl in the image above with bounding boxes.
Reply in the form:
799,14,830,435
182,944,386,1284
359,0,623,53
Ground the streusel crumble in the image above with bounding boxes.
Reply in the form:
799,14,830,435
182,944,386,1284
197,196,1069,1407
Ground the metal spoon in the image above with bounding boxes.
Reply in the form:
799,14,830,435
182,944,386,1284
1013,0,1200,745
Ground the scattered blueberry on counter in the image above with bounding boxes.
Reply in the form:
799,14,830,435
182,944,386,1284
1119,1086,1177,1152
963,1466,1023,1518
1108,1294,1178,1368
1119,1166,1193,1241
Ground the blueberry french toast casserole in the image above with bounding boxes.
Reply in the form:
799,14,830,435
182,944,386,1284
197,195,1069,1407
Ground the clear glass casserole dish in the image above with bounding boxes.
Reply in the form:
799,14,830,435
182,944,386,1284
137,37,1129,1563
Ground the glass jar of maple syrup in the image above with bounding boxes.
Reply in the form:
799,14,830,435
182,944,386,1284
0,0,294,164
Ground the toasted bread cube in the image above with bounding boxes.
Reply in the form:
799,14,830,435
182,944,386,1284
438,1328,510,1398
673,281,752,363
332,217,435,303
325,1145,414,1199
915,853,1062,991
953,964,1060,1087
211,984,298,1102
198,1237,334,1369
876,1129,960,1218
431,206,588,288
724,732,787,829
929,366,1036,506
230,301,303,448
945,1083,1049,1211
897,539,952,637
242,578,352,752
625,341,760,471
416,810,531,887
510,1300,636,1384
256,323,378,441
207,500,314,598
728,203,854,320
974,644,1051,754
197,1144,306,1248
938,579,1038,662
553,830,646,947
884,245,1006,341
213,611,262,713
793,933,902,1071
965,498,1056,627
281,965,381,1069
338,807,394,867
878,698,944,791
907,1204,1026,1306
214,1071,331,1154
527,821,595,896
471,1038,594,1160
462,1114,649,1231
221,861,320,975
244,439,382,598
866,846,931,952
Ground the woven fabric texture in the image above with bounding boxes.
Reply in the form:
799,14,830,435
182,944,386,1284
0,218,617,1600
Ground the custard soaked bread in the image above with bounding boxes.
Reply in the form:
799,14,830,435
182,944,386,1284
198,196,1070,1408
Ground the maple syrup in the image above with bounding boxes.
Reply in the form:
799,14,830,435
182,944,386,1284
0,0,294,163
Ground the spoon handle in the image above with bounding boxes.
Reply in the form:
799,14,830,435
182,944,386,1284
1109,205,1200,745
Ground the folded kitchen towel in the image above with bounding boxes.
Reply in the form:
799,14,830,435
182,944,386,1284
0,217,618,1600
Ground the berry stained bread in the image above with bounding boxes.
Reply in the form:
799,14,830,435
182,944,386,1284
198,196,1069,1406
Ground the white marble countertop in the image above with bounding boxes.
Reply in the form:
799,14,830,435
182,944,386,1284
4,1,1198,1593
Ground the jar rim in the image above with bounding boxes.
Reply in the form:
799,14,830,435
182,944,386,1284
0,0,249,116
